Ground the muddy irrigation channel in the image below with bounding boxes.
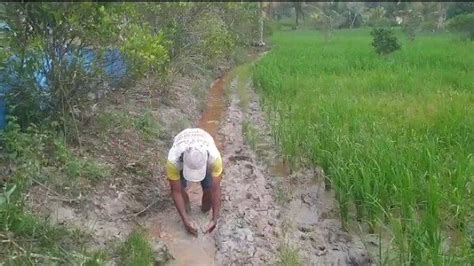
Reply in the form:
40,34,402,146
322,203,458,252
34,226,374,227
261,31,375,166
146,59,372,265
26,55,373,265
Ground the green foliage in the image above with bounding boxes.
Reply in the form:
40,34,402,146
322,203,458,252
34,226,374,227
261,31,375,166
446,2,474,20
0,184,16,206
133,110,161,141
83,251,108,266
254,29,473,264
119,230,155,266
1,117,48,190
447,13,474,40
121,25,170,79
1,3,172,132
0,116,110,263
194,13,236,64
242,119,258,151
370,28,401,55
95,109,161,142
1,117,109,193
279,244,300,266
0,192,95,264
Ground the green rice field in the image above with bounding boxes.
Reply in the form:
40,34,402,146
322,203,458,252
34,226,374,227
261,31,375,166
253,29,473,264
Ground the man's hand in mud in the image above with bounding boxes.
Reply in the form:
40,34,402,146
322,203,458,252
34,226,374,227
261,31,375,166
204,220,217,234
184,220,198,236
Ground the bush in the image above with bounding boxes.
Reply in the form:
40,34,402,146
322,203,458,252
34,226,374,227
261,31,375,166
121,25,171,79
447,13,474,41
370,28,401,55
192,13,236,65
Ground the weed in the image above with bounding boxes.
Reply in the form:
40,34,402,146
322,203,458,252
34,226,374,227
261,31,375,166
95,111,130,141
133,110,161,141
83,250,108,266
0,117,110,263
242,119,258,151
274,176,290,205
235,64,252,113
279,243,300,266
119,229,155,266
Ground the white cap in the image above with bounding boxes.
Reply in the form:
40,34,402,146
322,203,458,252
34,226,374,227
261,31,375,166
183,146,208,182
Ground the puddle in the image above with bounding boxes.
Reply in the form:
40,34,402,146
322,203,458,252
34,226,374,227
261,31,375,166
146,74,229,265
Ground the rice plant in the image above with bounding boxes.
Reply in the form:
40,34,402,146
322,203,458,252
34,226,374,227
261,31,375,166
253,29,473,264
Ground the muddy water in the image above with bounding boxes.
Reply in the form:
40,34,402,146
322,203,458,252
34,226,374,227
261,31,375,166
146,75,228,265
198,77,227,152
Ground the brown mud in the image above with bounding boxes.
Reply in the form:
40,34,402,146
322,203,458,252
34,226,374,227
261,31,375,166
214,69,372,265
144,74,230,266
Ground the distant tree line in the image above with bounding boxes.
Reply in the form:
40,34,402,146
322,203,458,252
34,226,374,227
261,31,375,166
266,2,474,40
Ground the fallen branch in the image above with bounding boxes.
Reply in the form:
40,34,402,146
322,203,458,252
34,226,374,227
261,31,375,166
121,198,161,219
29,253,62,261
133,198,161,217
9,253,62,262
32,178,81,203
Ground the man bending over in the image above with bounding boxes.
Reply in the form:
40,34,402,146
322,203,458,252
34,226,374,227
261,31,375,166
165,128,223,236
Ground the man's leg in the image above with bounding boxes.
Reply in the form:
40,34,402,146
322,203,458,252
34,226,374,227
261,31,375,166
201,172,213,213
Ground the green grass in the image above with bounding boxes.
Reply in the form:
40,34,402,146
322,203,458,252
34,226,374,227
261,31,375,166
279,243,300,266
119,230,155,266
253,29,473,264
0,198,99,265
0,119,111,264
96,109,161,142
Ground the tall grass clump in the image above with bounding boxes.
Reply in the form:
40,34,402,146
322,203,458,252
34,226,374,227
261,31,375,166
253,29,473,264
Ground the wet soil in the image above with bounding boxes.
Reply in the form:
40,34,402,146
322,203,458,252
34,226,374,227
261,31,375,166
214,73,372,265
144,74,230,266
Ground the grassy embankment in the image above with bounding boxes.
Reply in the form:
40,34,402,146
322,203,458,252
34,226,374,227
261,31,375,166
253,29,473,264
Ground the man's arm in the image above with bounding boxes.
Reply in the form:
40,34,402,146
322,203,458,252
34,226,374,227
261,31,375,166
205,150,223,233
169,180,197,236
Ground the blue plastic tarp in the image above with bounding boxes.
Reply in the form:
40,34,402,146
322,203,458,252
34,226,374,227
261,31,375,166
0,48,128,129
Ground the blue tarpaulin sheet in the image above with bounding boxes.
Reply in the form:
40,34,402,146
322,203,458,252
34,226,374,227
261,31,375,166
0,48,127,130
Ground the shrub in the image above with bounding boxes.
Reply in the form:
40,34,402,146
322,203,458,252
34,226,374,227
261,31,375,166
192,12,236,65
447,13,474,41
370,28,401,55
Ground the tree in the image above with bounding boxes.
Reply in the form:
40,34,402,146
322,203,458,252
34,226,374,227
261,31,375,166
446,2,474,20
257,2,265,46
293,2,305,28
346,2,366,29
399,8,424,41
1,3,169,133
447,13,474,40
366,6,389,27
